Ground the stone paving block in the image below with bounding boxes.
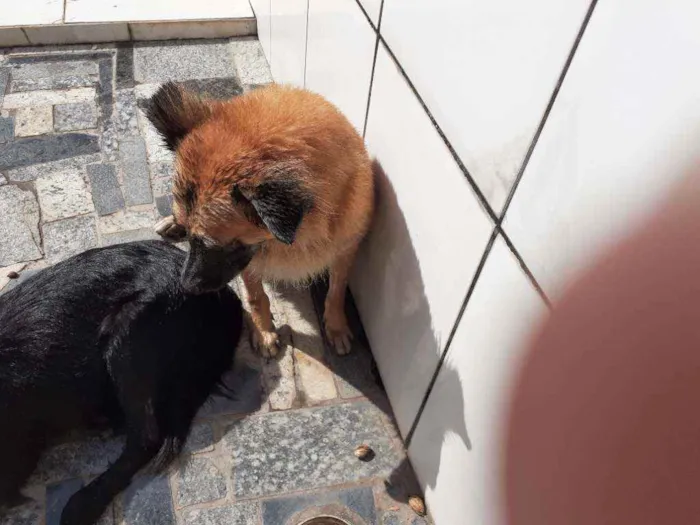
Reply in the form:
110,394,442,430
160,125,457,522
8,60,99,93
262,344,297,411
0,267,41,295
98,209,155,235
116,43,135,89
87,163,125,215
184,423,215,455
101,228,159,247
175,78,243,101
36,171,94,222
0,68,8,105
123,475,176,525
2,87,95,109
182,501,260,525
0,185,42,266
14,105,53,137
114,89,140,135
0,262,26,292
261,486,376,525
30,435,125,485
119,136,153,205
5,153,102,182
43,215,99,264
0,133,100,170
134,40,235,83
0,115,14,143
177,456,228,507
54,102,98,132
0,173,6,186
223,402,403,498
155,194,173,217
138,109,174,164
151,175,172,197
230,38,273,85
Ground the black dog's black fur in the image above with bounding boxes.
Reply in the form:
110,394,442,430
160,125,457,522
0,241,245,525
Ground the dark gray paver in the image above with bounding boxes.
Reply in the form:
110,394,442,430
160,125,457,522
182,502,260,525
262,486,377,525
42,215,99,264
178,456,227,507
133,40,235,83
87,163,125,215
7,59,99,93
0,133,100,170
54,102,98,132
123,476,175,525
5,153,102,183
223,402,402,498
0,116,14,143
116,43,135,89
119,136,153,205
155,193,173,217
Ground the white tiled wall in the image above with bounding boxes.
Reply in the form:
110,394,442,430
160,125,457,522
250,0,272,64
269,0,308,86
260,0,700,522
355,43,493,437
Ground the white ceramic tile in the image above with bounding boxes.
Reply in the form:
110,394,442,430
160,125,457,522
24,23,129,45
380,0,591,213
250,0,272,65
352,44,494,438
305,0,375,132
0,0,64,27
358,0,382,26
0,28,30,47
65,0,253,24
129,20,255,41
409,236,547,525
505,0,700,299
269,0,307,86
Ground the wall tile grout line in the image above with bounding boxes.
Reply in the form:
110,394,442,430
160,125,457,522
361,0,385,139
404,228,499,447
302,0,311,88
498,0,600,225
498,227,552,308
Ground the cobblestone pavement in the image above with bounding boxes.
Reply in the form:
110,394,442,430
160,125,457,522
0,40,430,525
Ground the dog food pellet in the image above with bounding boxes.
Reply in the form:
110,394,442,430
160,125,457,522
7,271,19,279
354,444,374,461
408,495,426,516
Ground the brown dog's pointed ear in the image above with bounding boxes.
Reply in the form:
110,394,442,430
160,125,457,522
145,82,211,151
232,178,313,245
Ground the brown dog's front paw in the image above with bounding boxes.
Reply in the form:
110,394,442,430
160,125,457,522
324,317,353,356
251,328,280,358
154,215,187,242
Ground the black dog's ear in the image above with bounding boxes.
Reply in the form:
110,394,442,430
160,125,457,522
146,82,211,151
232,178,313,245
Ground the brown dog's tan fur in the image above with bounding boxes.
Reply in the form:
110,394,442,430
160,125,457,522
148,84,374,356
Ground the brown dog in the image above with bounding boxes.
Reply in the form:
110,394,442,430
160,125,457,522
147,83,374,357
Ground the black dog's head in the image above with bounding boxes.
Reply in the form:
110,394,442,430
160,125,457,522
180,237,258,295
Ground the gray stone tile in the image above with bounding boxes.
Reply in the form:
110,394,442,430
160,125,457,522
184,423,215,454
0,173,6,186
30,435,125,485
155,194,173,217
0,115,14,143
152,175,172,197
119,137,153,206
261,486,377,525
87,163,125,216
223,402,403,498
0,68,8,106
101,228,158,247
182,502,260,525
5,153,102,182
1,267,41,295
171,78,242,101
98,209,155,235
114,89,140,136
7,59,99,93
123,475,175,525
54,102,98,132
0,185,41,266
230,38,273,85
43,215,99,264
0,133,100,170
36,171,94,222
150,161,174,181
134,40,235,83
178,456,227,507
116,43,135,89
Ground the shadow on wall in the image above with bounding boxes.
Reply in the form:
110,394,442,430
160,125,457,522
357,160,471,498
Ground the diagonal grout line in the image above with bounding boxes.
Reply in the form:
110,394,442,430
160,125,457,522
498,226,552,308
361,0,384,139
405,228,499,447
302,0,310,88
499,0,600,225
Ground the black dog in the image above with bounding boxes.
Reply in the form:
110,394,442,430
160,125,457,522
0,240,254,525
